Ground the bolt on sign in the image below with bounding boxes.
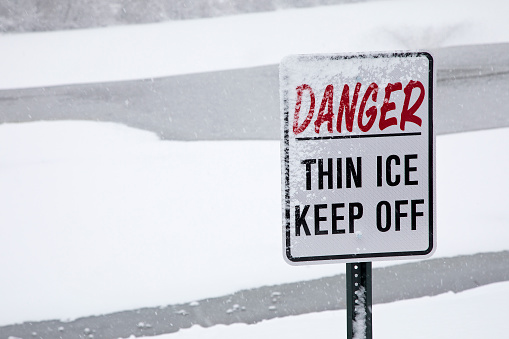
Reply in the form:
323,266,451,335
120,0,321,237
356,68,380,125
280,52,436,265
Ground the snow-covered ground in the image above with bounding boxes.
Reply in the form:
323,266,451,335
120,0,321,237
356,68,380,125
1,121,508,325
0,0,508,90
1,0,509,334
135,281,509,339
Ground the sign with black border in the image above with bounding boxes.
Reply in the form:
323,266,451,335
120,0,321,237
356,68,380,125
280,52,435,265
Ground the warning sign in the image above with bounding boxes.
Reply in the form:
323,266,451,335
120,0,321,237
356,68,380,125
280,52,436,265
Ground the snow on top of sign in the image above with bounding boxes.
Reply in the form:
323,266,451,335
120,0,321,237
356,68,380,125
281,53,430,93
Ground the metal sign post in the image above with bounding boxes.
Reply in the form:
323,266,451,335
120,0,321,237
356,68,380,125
347,262,372,339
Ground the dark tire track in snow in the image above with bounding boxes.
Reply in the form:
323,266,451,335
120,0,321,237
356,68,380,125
2,251,509,339
1,43,509,139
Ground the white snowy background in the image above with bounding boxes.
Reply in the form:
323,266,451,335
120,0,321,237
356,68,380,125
1,0,509,337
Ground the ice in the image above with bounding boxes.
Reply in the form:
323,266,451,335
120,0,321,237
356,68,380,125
1,120,509,325
1,0,509,329
130,281,509,339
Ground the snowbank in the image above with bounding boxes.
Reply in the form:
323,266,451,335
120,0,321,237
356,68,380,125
0,0,508,89
1,121,508,324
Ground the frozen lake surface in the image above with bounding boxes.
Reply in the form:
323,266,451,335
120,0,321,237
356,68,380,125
1,0,509,337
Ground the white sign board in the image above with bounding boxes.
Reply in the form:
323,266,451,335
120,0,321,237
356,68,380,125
280,52,435,265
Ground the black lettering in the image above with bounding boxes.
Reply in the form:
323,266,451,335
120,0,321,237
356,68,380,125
301,159,316,190
337,158,342,189
377,155,382,187
395,200,408,231
331,203,345,234
405,154,418,185
346,157,362,188
377,201,391,232
295,205,311,236
314,204,328,235
318,158,333,190
386,155,400,186
411,199,424,230
348,202,363,233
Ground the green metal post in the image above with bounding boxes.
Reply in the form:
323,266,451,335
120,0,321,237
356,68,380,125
347,262,372,339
